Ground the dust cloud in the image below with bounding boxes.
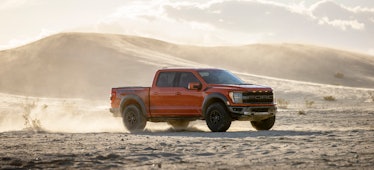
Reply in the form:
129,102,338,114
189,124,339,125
0,94,124,133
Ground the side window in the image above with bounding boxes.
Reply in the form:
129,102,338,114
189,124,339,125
178,72,199,88
156,72,176,87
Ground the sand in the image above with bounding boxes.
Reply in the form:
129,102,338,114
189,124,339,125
1,106,373,169
0,33,374,169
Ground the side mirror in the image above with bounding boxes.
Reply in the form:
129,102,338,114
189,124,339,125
188,82,202,90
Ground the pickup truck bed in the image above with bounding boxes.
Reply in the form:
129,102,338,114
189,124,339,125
110,87,150,117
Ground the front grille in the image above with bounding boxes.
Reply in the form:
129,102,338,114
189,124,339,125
242,91,273,104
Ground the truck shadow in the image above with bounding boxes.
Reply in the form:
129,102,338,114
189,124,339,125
137,128,326,139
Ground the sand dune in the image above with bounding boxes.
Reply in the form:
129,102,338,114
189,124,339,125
117,37,374,87
0,32,373,99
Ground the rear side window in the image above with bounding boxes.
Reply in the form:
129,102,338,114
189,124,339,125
156,72,176,87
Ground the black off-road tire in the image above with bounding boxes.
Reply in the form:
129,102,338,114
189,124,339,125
205,102,231,132
250,116,275,130
167,120,190,130
122,104,146,132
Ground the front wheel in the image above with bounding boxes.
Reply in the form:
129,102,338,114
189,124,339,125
122,104,146,132
205,102,231,132
250,116,275,130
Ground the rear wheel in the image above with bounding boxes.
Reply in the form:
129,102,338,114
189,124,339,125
167,120,190,130
205,102,231,132
122,104,146,132
250,116,275,130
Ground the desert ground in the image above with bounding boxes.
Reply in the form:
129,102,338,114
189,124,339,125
0,33,373,169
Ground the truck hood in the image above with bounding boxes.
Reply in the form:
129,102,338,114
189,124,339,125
207,84,273,91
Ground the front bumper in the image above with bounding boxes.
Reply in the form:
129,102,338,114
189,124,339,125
228,106,277,121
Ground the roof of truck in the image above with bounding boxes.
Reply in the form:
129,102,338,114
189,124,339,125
158,68,223,72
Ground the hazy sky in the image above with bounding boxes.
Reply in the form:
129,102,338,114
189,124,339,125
0,0,373,55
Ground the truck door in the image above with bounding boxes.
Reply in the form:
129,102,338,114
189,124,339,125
174,72,203,116
150,71,179,116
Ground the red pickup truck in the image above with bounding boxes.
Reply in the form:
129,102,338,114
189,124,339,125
110,68,277,132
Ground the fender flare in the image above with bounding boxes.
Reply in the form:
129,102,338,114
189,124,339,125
202,93,229,117
120,94,147,117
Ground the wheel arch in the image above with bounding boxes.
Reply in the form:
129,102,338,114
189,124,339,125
202,93,229,117
120,94,147,117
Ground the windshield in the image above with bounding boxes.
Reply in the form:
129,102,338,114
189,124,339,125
198,70,245,84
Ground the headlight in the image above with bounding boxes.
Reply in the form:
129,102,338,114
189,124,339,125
229,92,243,104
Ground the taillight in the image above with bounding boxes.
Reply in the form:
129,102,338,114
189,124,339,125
111,90,116,101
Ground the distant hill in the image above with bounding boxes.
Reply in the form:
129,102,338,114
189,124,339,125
0,33,373,99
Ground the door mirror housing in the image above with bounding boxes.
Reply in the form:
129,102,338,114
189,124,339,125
188,82,202,90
